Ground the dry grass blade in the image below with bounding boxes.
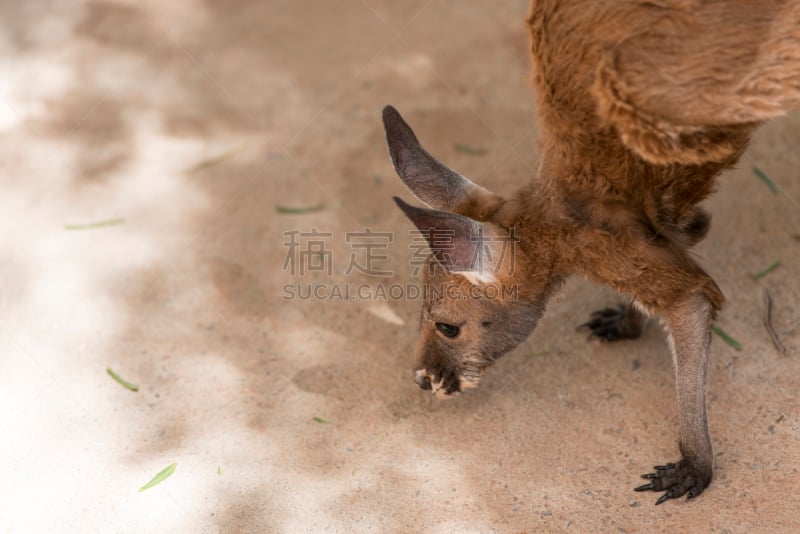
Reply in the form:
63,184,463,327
65,218,125,231
712,325,742,351
763,289,788,356
752,165,779,194
106,367,139,392
139,463,177,492
186,144,247,174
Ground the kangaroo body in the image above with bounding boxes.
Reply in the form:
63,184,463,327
384,0,800,505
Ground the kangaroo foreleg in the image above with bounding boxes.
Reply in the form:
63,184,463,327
635,292,714,504
579,301,646,341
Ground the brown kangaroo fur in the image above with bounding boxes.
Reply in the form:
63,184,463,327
383,0,800,505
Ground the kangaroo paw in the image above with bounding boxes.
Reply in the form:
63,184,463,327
578,304,643,341
633,460,711,505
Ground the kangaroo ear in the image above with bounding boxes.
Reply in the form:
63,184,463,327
394,196,498,276
382,106,502,220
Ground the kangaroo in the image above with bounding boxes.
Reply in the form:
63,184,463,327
383,0,800,505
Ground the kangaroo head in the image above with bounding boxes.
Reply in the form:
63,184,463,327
383,106,561,398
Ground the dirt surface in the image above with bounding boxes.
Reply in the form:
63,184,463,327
1,1,799,532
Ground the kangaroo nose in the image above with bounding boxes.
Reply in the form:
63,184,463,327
414,373,432,390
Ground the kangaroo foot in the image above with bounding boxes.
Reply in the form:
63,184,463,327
578,304,644,341
633,459,711,505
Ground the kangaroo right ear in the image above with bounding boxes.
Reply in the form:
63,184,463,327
382,105,502,220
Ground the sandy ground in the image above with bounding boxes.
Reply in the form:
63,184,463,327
1,1,799,532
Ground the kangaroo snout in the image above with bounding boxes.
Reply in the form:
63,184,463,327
413,370,432,390
414,368,461,398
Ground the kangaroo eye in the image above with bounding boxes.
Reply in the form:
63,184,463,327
435,322,460,338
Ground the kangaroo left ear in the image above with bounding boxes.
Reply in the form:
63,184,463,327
382,105,502,221
394,196,501,277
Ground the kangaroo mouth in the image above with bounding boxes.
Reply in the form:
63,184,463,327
414,368,461,398
431,378,459,399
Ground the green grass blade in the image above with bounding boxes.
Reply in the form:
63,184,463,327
106,367,139,392
186,144,247,174
65,218,125,231
275,204,325,214
139,463,177,492
752,165,778,194
313,416,329,424
453,143,488,156
752,259,780,279
712,325,742,351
